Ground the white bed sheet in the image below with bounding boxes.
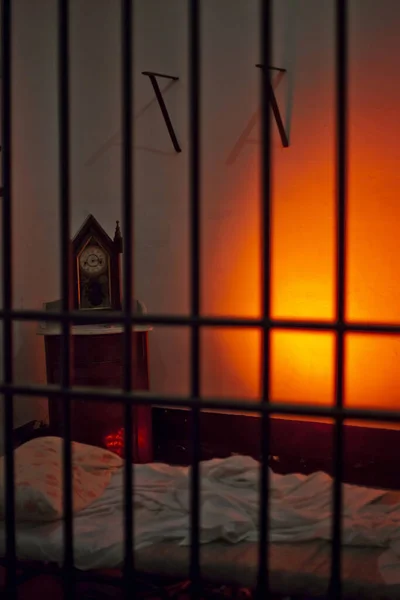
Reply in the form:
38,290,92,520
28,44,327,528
0,456,400,587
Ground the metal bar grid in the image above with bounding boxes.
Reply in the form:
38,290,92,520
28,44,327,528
330,1,347,597
58,1,74,597
121,0,135,594
189,1,201,598
3,382,400,422
257,1,272,598
1,1,16,598
1,2,399,600
6,308,400,334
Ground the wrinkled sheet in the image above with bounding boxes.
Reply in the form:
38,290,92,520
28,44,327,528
0,455,400,595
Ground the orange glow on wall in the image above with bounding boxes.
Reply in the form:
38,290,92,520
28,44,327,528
346,152,400,324
270,331,335,406
345,335,400,410
202,135,400,425
201,328,261,401
201,17,400,426
271,165,335,322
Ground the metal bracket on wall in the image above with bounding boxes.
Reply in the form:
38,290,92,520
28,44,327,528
256,65,289,148
141,71,181,153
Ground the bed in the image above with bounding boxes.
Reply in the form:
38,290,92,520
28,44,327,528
1,439,400,599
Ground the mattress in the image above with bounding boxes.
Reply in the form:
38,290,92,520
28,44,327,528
0,458,400,598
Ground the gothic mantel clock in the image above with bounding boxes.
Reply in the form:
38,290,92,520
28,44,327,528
72,214,123,320
40,214,153,463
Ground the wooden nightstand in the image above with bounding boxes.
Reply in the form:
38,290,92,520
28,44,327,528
40,323,153,463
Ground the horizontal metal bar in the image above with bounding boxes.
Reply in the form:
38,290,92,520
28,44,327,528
141,71,179,81
3,308,400,334
2,382,400,423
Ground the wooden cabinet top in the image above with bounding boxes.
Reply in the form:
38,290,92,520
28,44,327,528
38,323,152,336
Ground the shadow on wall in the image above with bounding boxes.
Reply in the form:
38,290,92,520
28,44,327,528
84,78,179,166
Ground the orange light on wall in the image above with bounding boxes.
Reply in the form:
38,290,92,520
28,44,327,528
201,24,400,427
269,149,400,425
201,148,400,427
270,330,335,407
345,334,400,411
201,327,261,401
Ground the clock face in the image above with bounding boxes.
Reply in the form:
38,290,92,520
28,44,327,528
78,243,111,309
79,245,107,277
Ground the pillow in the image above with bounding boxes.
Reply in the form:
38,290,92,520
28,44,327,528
0,436,124,522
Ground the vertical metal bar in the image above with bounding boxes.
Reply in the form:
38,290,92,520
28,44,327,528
189,1,201,599
257,1,272,598
121,0,135,593
330,0,347,598
58,1,74,597
1,1,17,598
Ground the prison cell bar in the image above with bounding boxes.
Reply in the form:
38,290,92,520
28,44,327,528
3,381,400,423
189,1,201,598
58,1,75,597
1,1,17,598
257,0,272,598
7,308,400,335
1,1,400,599
121,0,135,593
330,1,348,597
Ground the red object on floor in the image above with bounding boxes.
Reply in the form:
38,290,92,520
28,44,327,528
105,427,125,457
104,424,152,459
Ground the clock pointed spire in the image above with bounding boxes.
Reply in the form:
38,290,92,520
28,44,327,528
114,220,123,253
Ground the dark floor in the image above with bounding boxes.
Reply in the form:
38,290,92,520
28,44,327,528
0,568,287,600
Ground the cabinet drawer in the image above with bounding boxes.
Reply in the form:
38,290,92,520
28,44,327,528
74,335,124,366
52,363,124,388
46,334,124,367
46,333,146,369
51,365,146,390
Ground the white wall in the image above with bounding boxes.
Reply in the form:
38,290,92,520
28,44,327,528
2,0,400,441
0,0,59,452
